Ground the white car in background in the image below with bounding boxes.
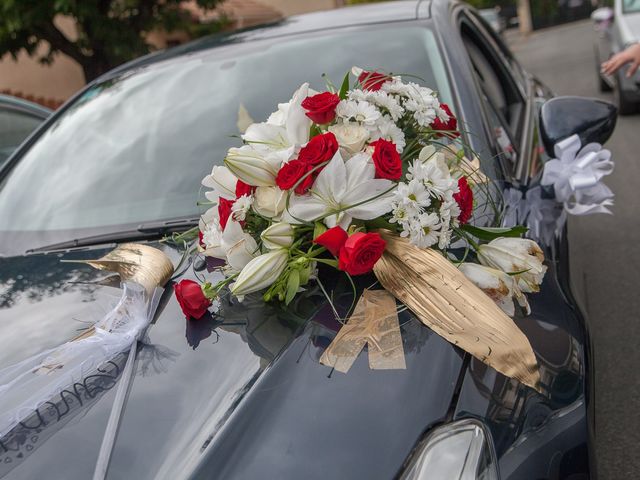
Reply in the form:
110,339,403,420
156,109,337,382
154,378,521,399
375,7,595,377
593,0,640,114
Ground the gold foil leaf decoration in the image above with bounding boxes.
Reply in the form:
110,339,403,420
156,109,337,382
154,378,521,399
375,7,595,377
65,243,174,296
373,231,541,392
320,289,406,373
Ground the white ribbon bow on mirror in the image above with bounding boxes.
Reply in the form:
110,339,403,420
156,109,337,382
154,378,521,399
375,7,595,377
541,134,614,215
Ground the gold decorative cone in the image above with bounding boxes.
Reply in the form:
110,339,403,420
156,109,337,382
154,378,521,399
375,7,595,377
64,243,174,297
373,231,541,392
320,289,406,372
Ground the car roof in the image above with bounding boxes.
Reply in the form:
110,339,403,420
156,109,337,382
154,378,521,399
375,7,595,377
102,0,433,81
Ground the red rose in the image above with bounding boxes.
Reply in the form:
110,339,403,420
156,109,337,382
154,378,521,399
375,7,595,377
235,180,255,198
358,70,392,91
301,92,340,124
431,104,459,138
174,279,211,320
314,226,348,256
338,232,386,276
218,197,234,229
371,139,402,180
453,176,473,225
298,132,339,166
276,159,313,194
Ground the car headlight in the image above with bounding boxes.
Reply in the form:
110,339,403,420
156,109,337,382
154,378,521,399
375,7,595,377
399,419,499,480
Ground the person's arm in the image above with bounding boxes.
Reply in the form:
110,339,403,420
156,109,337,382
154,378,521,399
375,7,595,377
602,43,640,77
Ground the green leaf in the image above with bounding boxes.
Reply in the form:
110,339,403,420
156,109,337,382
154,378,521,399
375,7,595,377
313,221,328,240
309,124,322,138
461,224,528,241
364,217,396,231
285,269,300,305
338,71,350,100
315,258,339,268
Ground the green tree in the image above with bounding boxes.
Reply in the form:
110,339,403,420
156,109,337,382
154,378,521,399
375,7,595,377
0,0,225,82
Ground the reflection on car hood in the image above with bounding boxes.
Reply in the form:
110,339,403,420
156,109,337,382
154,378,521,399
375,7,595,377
0,242,464,480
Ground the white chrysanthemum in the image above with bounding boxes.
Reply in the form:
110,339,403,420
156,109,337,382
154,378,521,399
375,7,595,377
397,179,431,209
438,226,453,249
369,115,406,152
232,195,253,222
347,89,374,102
369,91,404,121
202,221,222,250
336,100,381,126
389,203,410,225
409,212,441,248
408,157,457,197
381,77,411,96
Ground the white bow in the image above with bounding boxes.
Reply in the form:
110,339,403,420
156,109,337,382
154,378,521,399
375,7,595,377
502,187,566,243
541,134,614,215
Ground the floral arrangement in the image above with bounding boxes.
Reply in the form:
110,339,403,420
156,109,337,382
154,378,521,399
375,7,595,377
174,68,546,321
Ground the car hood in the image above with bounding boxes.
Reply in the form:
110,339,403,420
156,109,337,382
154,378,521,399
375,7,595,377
0,242,464,480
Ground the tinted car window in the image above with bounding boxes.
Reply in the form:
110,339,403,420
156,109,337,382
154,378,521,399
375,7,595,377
0,26,452,243
0,109,43,166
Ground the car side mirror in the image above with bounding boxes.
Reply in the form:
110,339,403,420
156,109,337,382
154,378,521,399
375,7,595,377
591,7,613,23
539,96,617,156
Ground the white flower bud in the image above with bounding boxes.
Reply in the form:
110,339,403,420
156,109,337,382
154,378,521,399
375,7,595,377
231,249,289,298
459,263,526,316
225,145,278,187
261,222,294,250
478,238,547,293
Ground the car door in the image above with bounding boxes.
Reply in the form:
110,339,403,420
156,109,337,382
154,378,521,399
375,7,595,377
458,8,551,186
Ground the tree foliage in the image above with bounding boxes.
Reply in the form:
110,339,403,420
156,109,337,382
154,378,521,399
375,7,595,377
0,0,225,82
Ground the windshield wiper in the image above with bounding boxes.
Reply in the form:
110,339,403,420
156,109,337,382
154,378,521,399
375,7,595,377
26,217,199,253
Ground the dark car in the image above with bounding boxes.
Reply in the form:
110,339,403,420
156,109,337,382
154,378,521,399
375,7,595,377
592,0,640,114
0,94,50,167
0,1,607,478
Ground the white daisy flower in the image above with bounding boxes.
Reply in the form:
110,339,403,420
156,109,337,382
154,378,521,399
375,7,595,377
411,212,440,248
369,115,406,152
369,91,404,121
336,100,381,126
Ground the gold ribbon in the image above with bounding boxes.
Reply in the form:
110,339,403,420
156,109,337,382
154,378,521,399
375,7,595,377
64,243,174,297
373,231,541,391
319,289,406,372
321,232,541,392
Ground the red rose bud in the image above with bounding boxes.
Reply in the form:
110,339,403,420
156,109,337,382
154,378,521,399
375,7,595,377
218,197,234,229
174,279,212,320
314,226,348,257
338,232,386,276
235,180,255,198
276,159,313,194
301,92,340,124
298,132,339,166
453,176,473,225
358,70,392,91
371,139,402,180
431,103,459,138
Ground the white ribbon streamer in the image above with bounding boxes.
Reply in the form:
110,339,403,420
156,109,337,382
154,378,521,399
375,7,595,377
0,282,152,440
541,134,614,215
502,187,567,243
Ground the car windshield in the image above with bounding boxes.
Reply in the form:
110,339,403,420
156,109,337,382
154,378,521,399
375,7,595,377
0,24,451,251
623,0,640,13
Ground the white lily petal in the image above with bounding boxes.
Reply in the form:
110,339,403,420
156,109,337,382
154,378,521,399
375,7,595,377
201,166,237,200
314,150,347,201
286,83,311,146
242,123,289,149
285,195,330,223
345,151,375,186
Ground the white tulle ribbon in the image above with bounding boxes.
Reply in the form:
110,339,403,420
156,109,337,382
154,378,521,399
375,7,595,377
541,134,614,215
0,282,155,440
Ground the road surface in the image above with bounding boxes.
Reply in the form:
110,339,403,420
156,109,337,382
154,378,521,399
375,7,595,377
509,19,640,478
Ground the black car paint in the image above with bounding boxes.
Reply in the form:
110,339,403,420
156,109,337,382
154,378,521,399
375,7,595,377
0,1,594,478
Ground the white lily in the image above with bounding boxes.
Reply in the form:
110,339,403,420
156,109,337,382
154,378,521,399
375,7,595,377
478,238,547,293
459,263,531,316
243,83,311,150
201,219,258,271
231,249,289,299
201,166,237,201
285,151,394,228
261,222,294,250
